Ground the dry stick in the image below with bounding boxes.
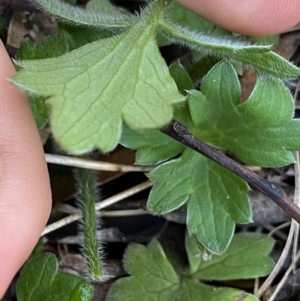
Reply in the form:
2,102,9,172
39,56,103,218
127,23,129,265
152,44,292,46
41,180,153,236
45,153,153,172
161,121,300,224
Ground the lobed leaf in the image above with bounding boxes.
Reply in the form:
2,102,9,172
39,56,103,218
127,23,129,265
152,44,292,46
106,240,180,301
16,34,69,60
186,233,274,280
147,148,251,254
189,61,300,166
120,61,192,164
13,19,183,153
107,236,273,301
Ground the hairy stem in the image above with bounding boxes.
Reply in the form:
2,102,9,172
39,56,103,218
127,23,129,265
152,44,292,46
76,168,104,282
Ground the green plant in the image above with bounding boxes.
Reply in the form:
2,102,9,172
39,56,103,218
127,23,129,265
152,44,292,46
16,253,94,301
107,233,274,301
10,0,300,299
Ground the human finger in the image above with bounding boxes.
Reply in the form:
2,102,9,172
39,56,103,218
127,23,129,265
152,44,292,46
175,0,300,36
0,41,52,298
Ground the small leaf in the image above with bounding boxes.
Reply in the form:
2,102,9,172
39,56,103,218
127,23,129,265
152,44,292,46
106,240,180,301
30,0,133,28
188,61,300,166
17,253,94,301
29,95,49,129
58,22,113,51
189,233,274,280
51,273,94,301
17,253,56,301
148,148,251,254
120,124,184,165
16,34,69,60
159,19,300,78
169,61,194,94
13,17,183,153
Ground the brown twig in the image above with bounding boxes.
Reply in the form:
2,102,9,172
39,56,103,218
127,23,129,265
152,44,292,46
161,120,300,224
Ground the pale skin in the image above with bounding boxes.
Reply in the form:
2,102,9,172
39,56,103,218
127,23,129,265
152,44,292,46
1,0,300,297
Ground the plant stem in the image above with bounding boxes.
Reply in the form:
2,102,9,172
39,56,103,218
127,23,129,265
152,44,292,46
76,168,104,282
162,120,300,224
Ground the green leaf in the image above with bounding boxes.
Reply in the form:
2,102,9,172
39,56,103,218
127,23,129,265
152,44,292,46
16,35,69,130
187,56,220,83
16,34,69,60
106,240,180,301
188,61,300,166
186,233,274,280
30,0,133,28
17,253,93,301
120,95,195,165
251,34,279,46
29,95,49,129
13,17,183,153
148,148,251,254
178,278,259,301
58,22,113,51
17,253,55,301
159,19,300,79
169,61,194,94
51,273,94,301
107,237,271,301
120,124,184,165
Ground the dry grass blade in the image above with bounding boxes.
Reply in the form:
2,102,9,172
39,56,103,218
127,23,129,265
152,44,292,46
255,151,300,299
45,153,153,172
266,151,300,301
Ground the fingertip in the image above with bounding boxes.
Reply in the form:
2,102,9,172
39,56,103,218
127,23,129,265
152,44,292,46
175,0,300,36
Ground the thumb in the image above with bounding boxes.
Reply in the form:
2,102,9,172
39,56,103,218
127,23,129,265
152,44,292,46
175,0,300,36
